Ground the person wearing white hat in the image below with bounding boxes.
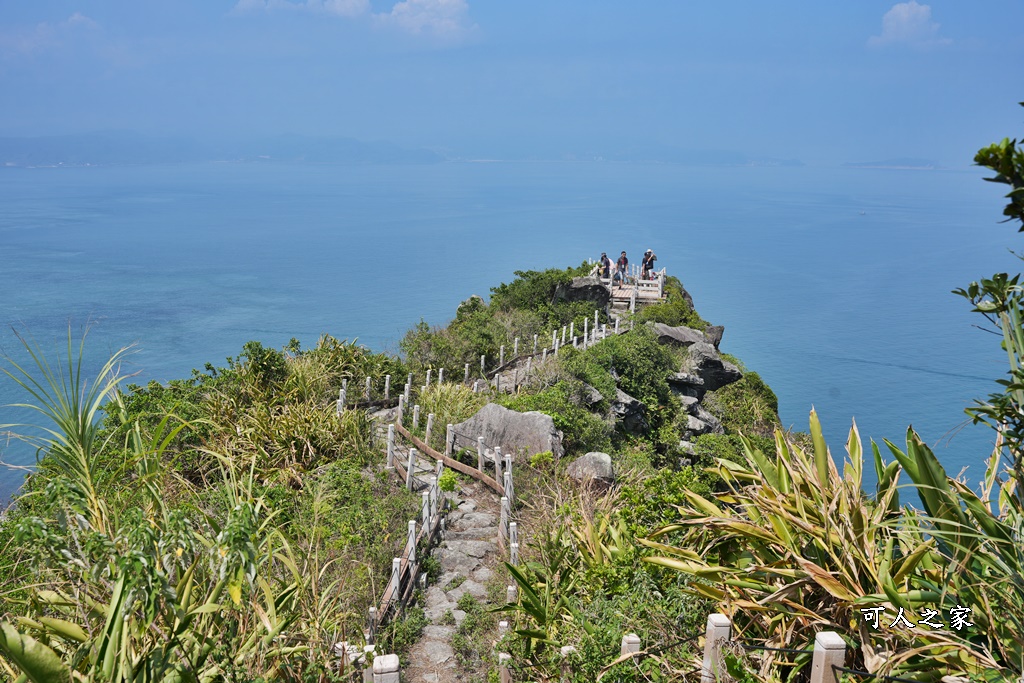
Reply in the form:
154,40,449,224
641,249,657,280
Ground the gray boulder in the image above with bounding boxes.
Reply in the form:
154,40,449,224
685,407,724,437
685,342,742,392
611,388,648,433
451,403,564,459
566,452,615,490
581,383,605,407
704,325,725,349
647,323,705,347
553,276,611,309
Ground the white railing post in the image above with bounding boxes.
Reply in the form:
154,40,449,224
810,632,846,683
481,354,486,374
406,448,417,491
404,380,411,403
526,357,532,377
510,521,518,547
506,584,517,604
621,634,641,657
494,446,503,483
477,436,485,471
390,557,400,595
494,374,501,393
552,329,557,350
438,367,444,384
514,337,519,357
430,477,438,521
583,318,589,348
542,348,547,363
498,653,511,683
396,394,405,426
446,424,454,456
407,520,417,564
425,413,434,447
373,653,400,683
500,496,510,543
425,369,432,388
615,318,620,334
421,490,430,527
602,323,607,339
569,321,574,339
594,310,599,329
413,404,421,430
384,375,391,400
337,388,346,415
510,542,519,565
464,363,470,383
473,380,479,393
701,614,732,683
386,425,395,469
365,377,371,402
504,471,514,507
561,326,566,344
500,345,505,367
533,334,538,354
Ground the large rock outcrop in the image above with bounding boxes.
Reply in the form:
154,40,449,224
684,342,742,392
647,323,705,347
566,452,615,490
611,388,648,433
552,276,611,309
451,403,564,459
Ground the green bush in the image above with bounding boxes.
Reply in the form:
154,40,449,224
632,276,708,330
500,382,612,456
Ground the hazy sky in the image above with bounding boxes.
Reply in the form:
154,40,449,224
1,1,1022,164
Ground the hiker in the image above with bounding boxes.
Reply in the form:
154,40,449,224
642,249,657,280
614,251,628,286
599,252,612,278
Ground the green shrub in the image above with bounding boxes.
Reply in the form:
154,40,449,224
702,371,780,437
632,276,708,330
500,382,612,456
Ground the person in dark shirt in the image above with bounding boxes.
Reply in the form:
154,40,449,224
642,249,657,279
599,252,612,278
614,251,628,286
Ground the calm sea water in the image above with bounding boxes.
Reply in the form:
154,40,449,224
1,161,1018,503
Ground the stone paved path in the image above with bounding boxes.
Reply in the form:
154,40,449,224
402,478,501,683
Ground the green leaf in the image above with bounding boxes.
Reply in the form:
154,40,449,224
0,622,71,683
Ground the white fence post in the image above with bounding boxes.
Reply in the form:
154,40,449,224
526,357,532,377
514,337,519,357
583,318,589,348
386,425,395,470
408,520,417,564
594,309,599,329
621,634,641,656
615,318,620,334
384,374,391,400
810,632,846,683
373,653,400,683
477,436,485,471
510,542,519,565
446,424,454,456
438,367,444,384
481,354,486,374
569,321,574,339
552,330,557,350
500,496,510,543
494,446,503,483
406,448,417,491
404,381,411,403
367,607,377,645
498,653,511,683
500,345,505,367
561,326,566,344
430,477,438,521
421,490,430,528
701,614,732,683
396,394,405,426
413,404,421,430
504,471,514,507
509,521,518,547
365,377,371,401
425,414,434,448
425,369,432,388
464,363,470,383
542,348,547,363
337,388,346,415
533,334,538,354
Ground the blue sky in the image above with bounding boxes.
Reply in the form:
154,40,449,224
1,1,1022,164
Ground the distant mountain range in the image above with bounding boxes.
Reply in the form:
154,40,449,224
0,132,443,167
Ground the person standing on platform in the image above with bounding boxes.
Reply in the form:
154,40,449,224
599,252,612,278
642,249,657,280
614,251,628,287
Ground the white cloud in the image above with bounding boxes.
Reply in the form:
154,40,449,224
232,0,369,18
374,0,475,39
232,0,475,41
868,1,951,48
0,13,100,57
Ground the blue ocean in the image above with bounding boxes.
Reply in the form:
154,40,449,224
1,161,1017,503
